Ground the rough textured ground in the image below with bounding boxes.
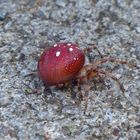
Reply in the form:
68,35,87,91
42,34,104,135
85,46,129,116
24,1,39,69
0,0,140,140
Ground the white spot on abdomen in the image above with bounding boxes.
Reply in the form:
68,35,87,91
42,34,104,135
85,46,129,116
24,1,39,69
74,57,79,61
67,43,71,46
69,47,73,52
56,51,61,57
54,44,57,47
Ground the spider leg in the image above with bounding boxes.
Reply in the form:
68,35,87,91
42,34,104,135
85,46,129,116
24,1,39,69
92,69,138,108
95,69,125,93
80,84,91,114
75,75,92,114
86,68,125,92
77,67,124,93
77,68,124,112
83,91,89,114
80,56,136,78
76,70,99,114
83,44,137,69
91,56,136,68
83,44,103,58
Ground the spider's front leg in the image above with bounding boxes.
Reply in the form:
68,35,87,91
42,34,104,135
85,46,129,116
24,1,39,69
83,44,103,58
83,44,137,69
92,56,137,69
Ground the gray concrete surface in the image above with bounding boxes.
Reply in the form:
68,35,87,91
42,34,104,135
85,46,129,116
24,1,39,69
0,0,140,140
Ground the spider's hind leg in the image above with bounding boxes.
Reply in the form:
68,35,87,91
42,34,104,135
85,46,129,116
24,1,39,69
94,69,138,108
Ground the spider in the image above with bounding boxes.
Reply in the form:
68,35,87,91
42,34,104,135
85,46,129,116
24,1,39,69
37,42,137,113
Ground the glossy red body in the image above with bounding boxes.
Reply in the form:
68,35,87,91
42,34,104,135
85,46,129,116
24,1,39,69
38,43,85,85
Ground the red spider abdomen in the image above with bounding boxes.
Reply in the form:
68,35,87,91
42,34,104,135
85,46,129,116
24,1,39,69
38,43,85,86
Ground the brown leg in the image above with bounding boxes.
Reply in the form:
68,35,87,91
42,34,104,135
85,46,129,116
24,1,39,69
83,44,103,58
77,68,103,114
77,68,125,113
77,67,124,92
83,91,89,114
95,69,125,93
93,69,138,108
92,56,137,68
82,84,91,114
81,56,137,74
83,44,137,68
77,67,137,110
78,68,124,93
77,68,123,113
76,78,92,114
